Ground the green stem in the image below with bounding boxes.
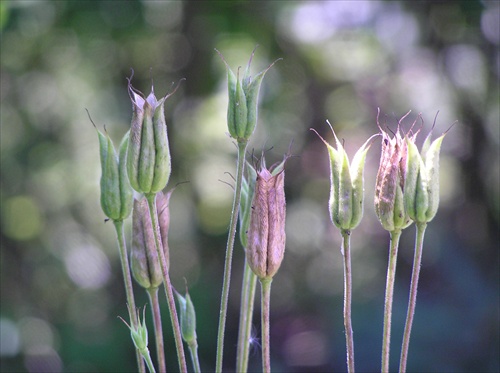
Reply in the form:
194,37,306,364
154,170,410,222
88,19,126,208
146,193,188,373
260,278,273,373
147,287,166,373
399,222,427,373
216,140,248,372
113,220,146,373
142,349,157,373
188,341,202,373
341,229,355,373
236,259,258,373
381,230,402,373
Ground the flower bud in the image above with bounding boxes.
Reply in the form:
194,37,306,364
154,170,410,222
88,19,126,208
130,190,173,289
246,156,287,280
374,119,414,232
405,128,446,223
127,77,180,195
175,288,198,347
217,48,280,142
314,124,376,231
239,162,258,248
96,129,133,221
120,307,150,354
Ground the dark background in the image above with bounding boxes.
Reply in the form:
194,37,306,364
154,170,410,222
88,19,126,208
1,1,498,372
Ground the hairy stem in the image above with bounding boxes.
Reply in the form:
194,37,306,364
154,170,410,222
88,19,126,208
260,278,273,373
341,229,355,373
399,222,427,373
236,259,258,372
216,141,248,372
381,230,402,373
147,287,166,373
187,340,201,373
142,349,157,373
113,220,146,373
146,194,187,373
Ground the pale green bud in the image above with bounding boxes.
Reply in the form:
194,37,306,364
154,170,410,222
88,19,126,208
96,129,133,221
314,124,377,231
175,288,197,347
217,48,280,142
119,307,149,354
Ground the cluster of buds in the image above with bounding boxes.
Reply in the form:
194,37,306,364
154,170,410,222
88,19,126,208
217,48,280,143
314,124,377,232
375,111,448,228
246,156,288,280
130,190,173,290
95,126,133,222
126,77,180,196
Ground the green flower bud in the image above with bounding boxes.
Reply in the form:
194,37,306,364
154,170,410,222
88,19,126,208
96,128,133,221
131,191,173,289
239,162,258,248
119,307,149,354
314,124,377,231
246,156,288,280
127,78,180,195
217,48,280,142
175,288,197,347
405,129,446,223
374,121,414,232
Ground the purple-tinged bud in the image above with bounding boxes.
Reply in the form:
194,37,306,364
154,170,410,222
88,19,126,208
130,190,173,289
246,156,288,280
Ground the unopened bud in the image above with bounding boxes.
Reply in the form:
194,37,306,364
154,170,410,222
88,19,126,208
217,48,280,143
96,128,133,221
246,156,287,280
119,307,149,354
127,77,180,195
175,288,198,347
131,190,173,289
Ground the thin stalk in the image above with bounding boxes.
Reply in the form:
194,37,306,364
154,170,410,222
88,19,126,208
146,193,188,373
236,259,258,372
260,278,273,373
381,229,402,373
113,220,146,373
142,349,157,373
341,229,355,373
399,222,427,373
147,287,166,373
187,340,201,373
216,141,248,372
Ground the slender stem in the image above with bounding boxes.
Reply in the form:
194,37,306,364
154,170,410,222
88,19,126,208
260,278,273,373
216,141,248,372
341,229,355,373
187,341,201,373
146,193,188,373
381,230,402,373
113,220,146,373
399,222,427,373
142,349,157,373
236,259,258,373
147,287,166,373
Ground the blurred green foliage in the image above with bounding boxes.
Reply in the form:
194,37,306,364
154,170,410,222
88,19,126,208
1,1,498,372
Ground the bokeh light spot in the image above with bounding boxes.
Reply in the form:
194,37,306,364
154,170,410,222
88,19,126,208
64,245,111,289
2,196,43,241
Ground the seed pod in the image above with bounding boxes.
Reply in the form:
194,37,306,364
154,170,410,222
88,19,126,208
246,157,287,280
405,131,446,223
217,48,280,142
175,288,198,347
375,127,412,232
239,162,258,248
97,129,133,221
127,78,179,195
130,191,172,289
313,125,376,231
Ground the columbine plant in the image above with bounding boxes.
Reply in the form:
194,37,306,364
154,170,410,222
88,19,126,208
126,76,187,373
215,48,279,373
374,110,415,373
399,115,448,372
314,123,377,373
